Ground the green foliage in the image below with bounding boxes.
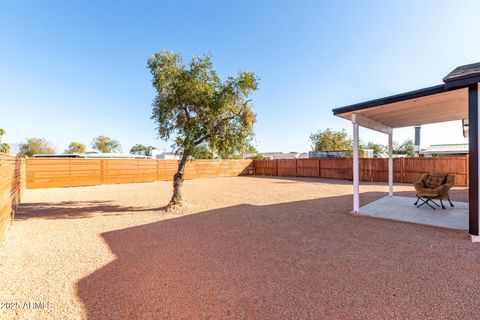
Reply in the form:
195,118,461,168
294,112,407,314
0,143,10,154
148,50,259,160
217,142,256,159
0,128,6,145
250,153,264,160
91,135,121,153
64,142,86,154
191,143,215,159
393,139,414,156
130,144,155,155
217,149,243,159
244,144,258,154
0,129,7,152
310,128,352,152
18,138,55,157
363,142,386,156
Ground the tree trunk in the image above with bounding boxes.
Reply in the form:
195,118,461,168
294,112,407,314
169,152,189,207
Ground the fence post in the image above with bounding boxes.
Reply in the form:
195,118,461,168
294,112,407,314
275,160,278,176
100,160,105,184
400,158,404,183
295,159,298,177
318,158,321,178
68,159,72,184
466,155,469,187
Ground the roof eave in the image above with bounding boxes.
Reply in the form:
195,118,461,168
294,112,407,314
444,75,480,89
332,84,448,116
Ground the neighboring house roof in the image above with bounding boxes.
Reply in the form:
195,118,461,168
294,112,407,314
420,144,468,155
251,152,305,159
32,153,150,159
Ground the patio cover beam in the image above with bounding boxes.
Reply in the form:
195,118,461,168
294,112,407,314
351,114,392,134
351,114,394,213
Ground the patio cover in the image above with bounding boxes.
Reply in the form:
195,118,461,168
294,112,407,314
332,62,480,240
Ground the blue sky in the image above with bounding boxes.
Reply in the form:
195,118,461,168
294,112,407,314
1,0,479,153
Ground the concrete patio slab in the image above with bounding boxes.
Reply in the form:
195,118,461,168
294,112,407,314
359,196,469,230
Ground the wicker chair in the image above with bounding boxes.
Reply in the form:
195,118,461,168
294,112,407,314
413,173,454,210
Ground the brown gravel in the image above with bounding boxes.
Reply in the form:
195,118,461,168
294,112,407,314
0,176,477,319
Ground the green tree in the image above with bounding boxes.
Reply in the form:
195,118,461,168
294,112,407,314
363,141,386,157
0,128,6,145
217,142,258,159
244,144,258,154
18,138,55,157
310,128,352,152
91,135,121,153
130,144,155,155
0,143,9,154
393,139,415,156
148,50,258,208
64,142,86,154
250,153,264,160
191,143,215,159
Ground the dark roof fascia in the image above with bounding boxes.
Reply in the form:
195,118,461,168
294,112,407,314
332,84,460,116
444,75,480,89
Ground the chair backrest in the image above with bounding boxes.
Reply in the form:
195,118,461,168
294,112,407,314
424,172,453,188
444,173,455,186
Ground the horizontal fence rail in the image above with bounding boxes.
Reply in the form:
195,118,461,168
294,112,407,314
0,155,24,244
254,157,469,187
26,158,254,189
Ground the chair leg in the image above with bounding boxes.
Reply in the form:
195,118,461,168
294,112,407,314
430,199,440,207
416,199,426,208
417,197,436,210
424,200,436,210
414,196,420,205
448,198,454,207
440,199,446,209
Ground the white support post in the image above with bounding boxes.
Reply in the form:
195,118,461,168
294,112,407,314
388,131,393,196
352,118,360,213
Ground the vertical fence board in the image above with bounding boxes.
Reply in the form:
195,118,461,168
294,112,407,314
277,159,297,176
0,155,24,245
296,159,320,177
252,160,276,176
26,158,253,189
253,157,468,186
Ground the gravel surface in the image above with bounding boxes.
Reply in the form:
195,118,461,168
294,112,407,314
0,176,477,319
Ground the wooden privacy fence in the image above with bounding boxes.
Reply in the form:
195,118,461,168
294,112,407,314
254,157,469,187
0,155,24,244
26,158,254,189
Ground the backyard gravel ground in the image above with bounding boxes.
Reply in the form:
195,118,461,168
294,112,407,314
0,176,477,319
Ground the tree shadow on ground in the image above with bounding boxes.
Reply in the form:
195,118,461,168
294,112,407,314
15,201,166,220
15,186,468,221
76,189,477,320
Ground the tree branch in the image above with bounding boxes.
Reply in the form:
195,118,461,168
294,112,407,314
193,134,209,146
192,100,252,147
182,103,191,121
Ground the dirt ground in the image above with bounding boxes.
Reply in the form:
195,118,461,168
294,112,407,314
0,176,477,319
